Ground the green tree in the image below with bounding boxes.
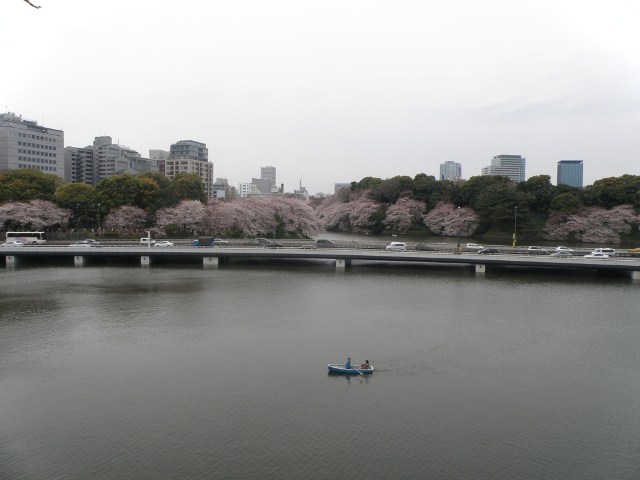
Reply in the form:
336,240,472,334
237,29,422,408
550,192,582,214
353,177,383,190
474,184,530,231
520,175,555,213
412,174,439,203
371,175,413,204
0,169,58,202
172,173,206,203
588,175,640,208
460,175,511,208
55,182,96,228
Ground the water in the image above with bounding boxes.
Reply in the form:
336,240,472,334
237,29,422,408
1,262,640,479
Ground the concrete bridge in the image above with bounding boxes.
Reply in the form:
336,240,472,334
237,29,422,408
2,245,640,279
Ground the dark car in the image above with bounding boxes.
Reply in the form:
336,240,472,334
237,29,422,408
477,248,500,255
255,238,271,246
265,242,283,248
315,239,335,247
414,243,433,251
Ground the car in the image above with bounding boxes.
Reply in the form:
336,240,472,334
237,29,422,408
254,238,271,246
592,248,616,257
265,242,283,248
315,239,335,247
584,252,610,259
385,242,407,251
154,241,175,248
0,240,24,247
550,251,572,257
466,243,484,250
477,248,500,255
414,243,433,251
527,246,548,254
213,238,228,245
301,244,317,249
140,237,156,245
68,240,96,247
555,246,574,253
628,247,640,253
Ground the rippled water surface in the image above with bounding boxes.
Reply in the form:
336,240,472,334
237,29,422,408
2,263,640,479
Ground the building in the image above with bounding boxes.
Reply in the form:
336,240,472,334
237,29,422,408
0,112,65,178
238,182,258,198
65,136,159,185
439,161,462,181
557,160,583,188
165,140,214,199
211,178,235,201
481,154,526,183
261,166,276,188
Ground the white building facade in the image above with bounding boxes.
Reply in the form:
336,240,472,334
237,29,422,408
481,154,526,183
0,112,65,178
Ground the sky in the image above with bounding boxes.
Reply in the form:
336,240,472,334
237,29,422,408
2,0,639,195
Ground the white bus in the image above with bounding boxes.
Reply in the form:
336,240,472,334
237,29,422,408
5,231,47,245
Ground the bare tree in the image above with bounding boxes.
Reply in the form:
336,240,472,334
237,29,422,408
24,0,42,9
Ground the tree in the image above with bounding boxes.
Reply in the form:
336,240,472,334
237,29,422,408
0,200,70,230
588,175,640,208
460,175,511,208
172,173,207,203
544,205,638,243
103,206,149,235
0,169,58,202
382,197,426,233
154,200,206,237
520,175,555,213
422,202,479,237
55,182,96,229
371,176,414,204
550,192,582,214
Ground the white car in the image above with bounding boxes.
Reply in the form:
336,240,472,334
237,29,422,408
0,240,24,247
466,243,484,250
154,241,175,248
584,252,610,259
555,246,574,253
386,242,407,251
527,246,548,254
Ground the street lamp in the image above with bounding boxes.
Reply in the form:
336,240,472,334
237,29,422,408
513,206,518,247
97,203,101,240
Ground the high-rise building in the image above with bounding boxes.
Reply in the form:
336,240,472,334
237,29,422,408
165,140,214,199
439,161,462,181
261,166,276,187
557,160,583,188
0,112,65,178
481,154,526,183
65,136,159,185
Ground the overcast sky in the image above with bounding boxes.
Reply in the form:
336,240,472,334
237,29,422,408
3,0,639,194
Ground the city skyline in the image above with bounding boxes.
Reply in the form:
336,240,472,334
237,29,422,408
3,0,638,194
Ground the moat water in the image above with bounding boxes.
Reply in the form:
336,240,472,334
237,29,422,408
1,262,639,479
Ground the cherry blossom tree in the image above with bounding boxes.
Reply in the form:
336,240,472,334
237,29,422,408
422,202,479,237
0,200,70,230
382,197,426,233
543,204,638,243
154,200,206,236
316,189,381,232
203,197,321,238
103,206,148,235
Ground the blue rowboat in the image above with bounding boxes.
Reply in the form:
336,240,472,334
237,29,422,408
327,364,374,375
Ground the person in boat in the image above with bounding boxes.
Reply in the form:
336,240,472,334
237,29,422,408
362,359,371,369
345,357,352,369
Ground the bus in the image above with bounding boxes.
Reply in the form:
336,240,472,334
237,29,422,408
5,231,47,245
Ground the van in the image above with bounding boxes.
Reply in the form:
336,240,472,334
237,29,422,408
140,237,155,245
385,242,407,251
593,248,616,257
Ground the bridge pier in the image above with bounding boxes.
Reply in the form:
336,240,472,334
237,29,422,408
631,271,640,281
475,264,486,274
203,257,219,269
141,256,150,267
5,255,17,266
335,259,352,270
74,256,85,267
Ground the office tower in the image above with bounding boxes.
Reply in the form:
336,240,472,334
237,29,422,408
481,154,526,183
439,161,462,181
557,160,583,188
166,140,214,199
0,112,65,178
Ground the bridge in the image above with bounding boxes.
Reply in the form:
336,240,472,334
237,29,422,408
3,244,640,279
